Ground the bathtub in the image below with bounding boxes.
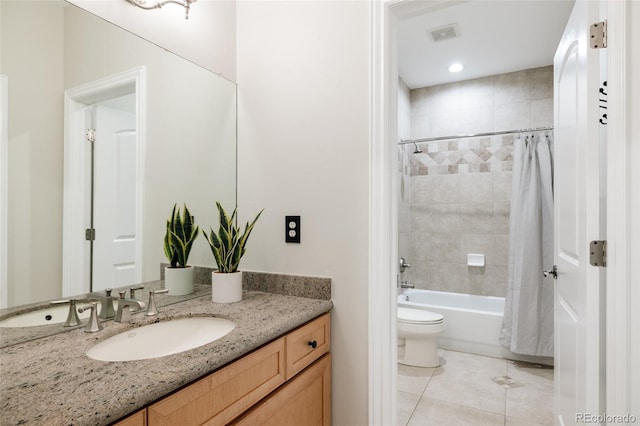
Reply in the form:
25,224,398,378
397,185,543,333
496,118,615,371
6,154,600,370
398,288,553,365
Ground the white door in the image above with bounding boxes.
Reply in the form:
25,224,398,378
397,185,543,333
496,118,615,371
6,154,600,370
553,0,605,424
92,98,138,291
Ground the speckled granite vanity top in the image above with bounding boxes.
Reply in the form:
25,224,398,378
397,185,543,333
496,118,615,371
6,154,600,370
0,289,333,425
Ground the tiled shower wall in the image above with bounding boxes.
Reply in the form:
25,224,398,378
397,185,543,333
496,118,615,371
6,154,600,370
399,66,553,297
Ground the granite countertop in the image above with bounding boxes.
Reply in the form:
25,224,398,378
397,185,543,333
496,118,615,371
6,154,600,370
0,290,333,425
0,282,212,348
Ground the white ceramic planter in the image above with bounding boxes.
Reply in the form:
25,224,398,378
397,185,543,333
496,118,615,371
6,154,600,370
164,266,194,296
211,271,243,303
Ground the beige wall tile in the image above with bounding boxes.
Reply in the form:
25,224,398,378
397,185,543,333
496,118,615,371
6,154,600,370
458,76,495,109
494,70,531,105
459,233,495,265
530,99,554,128
493,203,511,234
451,203,495,234
530,66,553,101
493,171,513,203
495,101,531,131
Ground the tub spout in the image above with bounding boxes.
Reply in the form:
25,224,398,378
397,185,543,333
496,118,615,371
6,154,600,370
400,281,414,289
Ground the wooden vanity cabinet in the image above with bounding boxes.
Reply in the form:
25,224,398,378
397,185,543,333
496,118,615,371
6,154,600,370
231,353,331,426
113,409,146,426
114,313,331,426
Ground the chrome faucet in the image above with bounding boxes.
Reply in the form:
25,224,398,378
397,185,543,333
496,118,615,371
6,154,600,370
128,285,144,300
91,288,117,320
399,257,412,273
114,290,147,323
146,289,169,316
77,301,103,333
400,280,415,289
50,299,83,327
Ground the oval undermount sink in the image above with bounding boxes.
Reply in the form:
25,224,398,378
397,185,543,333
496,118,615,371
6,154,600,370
0,305,91,328
0,301,122,328
86,317,235,362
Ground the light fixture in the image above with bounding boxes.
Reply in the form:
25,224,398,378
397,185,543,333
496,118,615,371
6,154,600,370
125,0,196,20
448,63,464,73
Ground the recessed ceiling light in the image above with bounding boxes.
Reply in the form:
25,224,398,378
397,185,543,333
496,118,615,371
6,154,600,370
448,63,464,73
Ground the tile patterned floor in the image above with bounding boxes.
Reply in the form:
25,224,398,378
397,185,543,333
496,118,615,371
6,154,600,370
397,349,554,426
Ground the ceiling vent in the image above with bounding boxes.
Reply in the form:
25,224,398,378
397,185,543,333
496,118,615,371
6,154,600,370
429,23,460,42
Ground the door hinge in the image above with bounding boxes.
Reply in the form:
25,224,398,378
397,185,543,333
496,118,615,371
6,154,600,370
589,240,607,267
590,21,607,49
85,228,96,241
86,129,96,143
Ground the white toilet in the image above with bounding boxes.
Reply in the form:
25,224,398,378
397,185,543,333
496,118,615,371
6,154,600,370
397,307,446,368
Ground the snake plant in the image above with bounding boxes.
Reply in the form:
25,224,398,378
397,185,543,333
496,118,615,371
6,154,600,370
203,202,263,273
164,203,199,268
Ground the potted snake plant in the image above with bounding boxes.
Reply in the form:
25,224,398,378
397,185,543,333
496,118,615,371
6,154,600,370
203,202,263,303
164,203,199,295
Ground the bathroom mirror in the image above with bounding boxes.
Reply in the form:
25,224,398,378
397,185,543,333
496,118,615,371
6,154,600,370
1,1,236,310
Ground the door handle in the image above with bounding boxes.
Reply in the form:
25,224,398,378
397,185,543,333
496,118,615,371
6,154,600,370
543,265,558,279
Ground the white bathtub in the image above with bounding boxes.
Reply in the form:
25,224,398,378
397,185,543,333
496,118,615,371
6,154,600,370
398,288,553,365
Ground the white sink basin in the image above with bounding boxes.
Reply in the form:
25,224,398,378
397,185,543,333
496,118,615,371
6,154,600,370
0,305,91,328
86,317,235,362
0,301,121,328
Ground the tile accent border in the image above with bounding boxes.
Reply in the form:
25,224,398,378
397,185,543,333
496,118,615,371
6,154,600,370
160,264,332,300
407,134,516,176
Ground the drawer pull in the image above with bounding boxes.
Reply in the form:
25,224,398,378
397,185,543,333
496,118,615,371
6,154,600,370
308,340,318,349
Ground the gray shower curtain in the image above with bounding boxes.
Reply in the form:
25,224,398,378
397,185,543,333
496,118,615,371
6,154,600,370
500,133,554,357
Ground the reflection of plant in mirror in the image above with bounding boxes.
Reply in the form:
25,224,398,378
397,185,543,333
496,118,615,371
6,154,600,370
203,202,263,273
164,203,199,268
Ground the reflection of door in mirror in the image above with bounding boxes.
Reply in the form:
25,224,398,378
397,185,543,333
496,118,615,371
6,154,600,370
63,69,145,297
92,97,138,292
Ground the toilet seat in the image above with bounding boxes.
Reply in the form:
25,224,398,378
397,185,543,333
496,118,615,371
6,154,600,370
397,307,443,325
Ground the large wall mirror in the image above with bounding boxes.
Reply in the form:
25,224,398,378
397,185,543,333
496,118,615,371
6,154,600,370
0,0,237,309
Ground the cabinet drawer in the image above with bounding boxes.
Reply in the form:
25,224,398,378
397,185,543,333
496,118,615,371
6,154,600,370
148,337,286,426
231,353,331,426
285,313,330,379
113,409,147,426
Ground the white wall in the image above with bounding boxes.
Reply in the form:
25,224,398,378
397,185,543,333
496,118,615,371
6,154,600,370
236,1,370,424
1,1,65,306
68,0,236,81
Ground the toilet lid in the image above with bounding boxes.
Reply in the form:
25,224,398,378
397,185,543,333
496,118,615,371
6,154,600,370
398,307,443,324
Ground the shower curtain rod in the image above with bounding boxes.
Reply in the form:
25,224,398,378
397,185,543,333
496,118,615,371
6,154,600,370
398,126,554,145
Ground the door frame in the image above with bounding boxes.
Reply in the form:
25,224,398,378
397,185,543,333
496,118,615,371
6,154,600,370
605,0,637,416
369,0,635,423
62,67,146,297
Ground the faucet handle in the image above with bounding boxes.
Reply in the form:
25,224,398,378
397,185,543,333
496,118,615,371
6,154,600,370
51,299,82,327
146,289,169,316
129,285,144,299
94,288,117,319
77,302,103,333
399,257,412,273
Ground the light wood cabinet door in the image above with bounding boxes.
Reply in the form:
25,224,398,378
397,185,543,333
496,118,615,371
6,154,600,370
113,409,146,426
148,337,286,426
231,353,331,426
285,313,330,379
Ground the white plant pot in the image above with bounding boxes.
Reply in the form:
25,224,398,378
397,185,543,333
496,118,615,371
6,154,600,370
164,266,194,296
211,271,243,303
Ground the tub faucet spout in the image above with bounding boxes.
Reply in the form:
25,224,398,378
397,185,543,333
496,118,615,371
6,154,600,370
400,281,414,289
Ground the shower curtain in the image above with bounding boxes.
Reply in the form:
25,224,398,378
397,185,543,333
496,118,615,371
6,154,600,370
500,133,554,357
